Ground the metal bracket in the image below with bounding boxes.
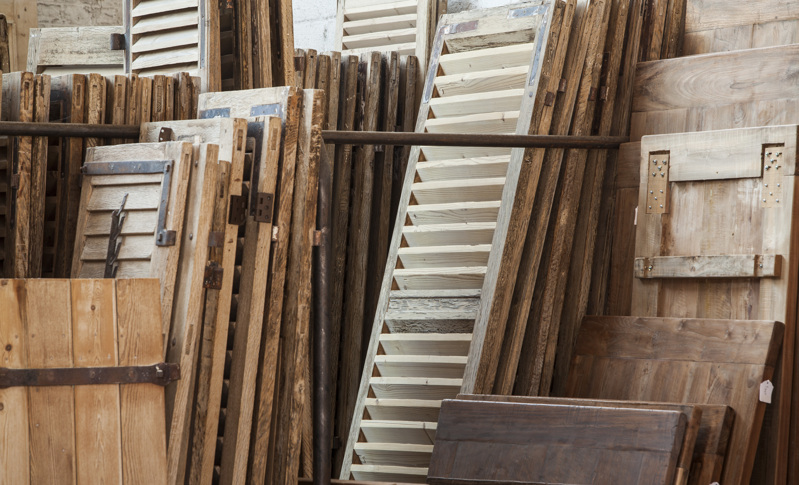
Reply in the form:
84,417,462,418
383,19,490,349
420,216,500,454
155,160,177,246
645,152,669,214
199,107,231,119
254,192,274,223
0,363,180,388
158,127,174,142
762,144,784,208
250,103,283,118
105,193,128,278
509,5,546,18
203,261,224,290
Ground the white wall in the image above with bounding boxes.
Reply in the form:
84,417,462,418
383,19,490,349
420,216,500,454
37,0,121,27
293,0,524,52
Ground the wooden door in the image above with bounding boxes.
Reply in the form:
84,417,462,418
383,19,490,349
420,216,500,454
632,125,799,484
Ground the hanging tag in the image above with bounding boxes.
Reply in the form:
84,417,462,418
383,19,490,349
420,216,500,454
760,380,774,403
634,206,639,226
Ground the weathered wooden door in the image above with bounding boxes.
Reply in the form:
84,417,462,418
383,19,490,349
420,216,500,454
632,125,799,484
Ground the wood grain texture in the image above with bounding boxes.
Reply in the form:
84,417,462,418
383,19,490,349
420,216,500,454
567,316,783,485
27,74,49,278
458,394,733,485
430,399,687,485
71,279,123,485
249,94,303,485
117,278,167,485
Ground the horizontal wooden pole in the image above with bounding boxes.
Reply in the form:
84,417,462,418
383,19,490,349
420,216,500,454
322,131,628,148
0,121,140,138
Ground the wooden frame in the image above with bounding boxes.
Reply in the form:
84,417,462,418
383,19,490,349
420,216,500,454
27,27,125,76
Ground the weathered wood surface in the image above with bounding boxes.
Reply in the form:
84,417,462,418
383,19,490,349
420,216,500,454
458,394,734,485
72,142,193,350
630,125,799,484
27,26,125,76
0,278,167,485
567,316,783,485
341,2,572,481
429,399,688,485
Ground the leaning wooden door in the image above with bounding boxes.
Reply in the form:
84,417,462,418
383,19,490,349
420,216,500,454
631,125,799,485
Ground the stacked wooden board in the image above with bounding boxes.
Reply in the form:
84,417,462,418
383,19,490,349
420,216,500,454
430,398,694,485
340,2,576,480
0,278,169,485
335,0,445,74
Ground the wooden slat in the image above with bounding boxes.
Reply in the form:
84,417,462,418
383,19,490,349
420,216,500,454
71,279,122,484
116,279,168,484
25,280,76,485
635,255,782,279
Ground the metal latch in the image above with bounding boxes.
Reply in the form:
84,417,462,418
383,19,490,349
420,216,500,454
0,362,180,388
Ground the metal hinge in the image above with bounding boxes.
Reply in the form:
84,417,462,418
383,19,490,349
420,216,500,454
645,152,670,214
253,192,274,223
762,145,785,208
158,127,174,142
0,363,180,388
228,193,248,226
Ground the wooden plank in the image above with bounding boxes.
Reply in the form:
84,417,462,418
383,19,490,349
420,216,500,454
429,399,687,485
28,74,49,278
4,72,34,278
268,0,296,86
459,394,734,485
218,117,282,485
493,0,588,395
71,279,122,484
634,255,783,279
0,279,30,485
24,280,76,485
116,279,168,485
336,52,382,475
165,143,220,485
271,90,324,485
567,316,783,485
26,27,125,74
52,75,87,278
242,95,301,485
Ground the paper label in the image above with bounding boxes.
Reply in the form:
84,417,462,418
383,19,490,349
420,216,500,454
634,206,639,226
760,380,774,403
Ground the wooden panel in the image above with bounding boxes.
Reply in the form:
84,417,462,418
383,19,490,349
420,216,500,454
429,399,687,485
27,27,125,75
459,394,735,485
566,316,783,485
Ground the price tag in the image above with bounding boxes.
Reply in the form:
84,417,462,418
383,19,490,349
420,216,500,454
760,380,774,403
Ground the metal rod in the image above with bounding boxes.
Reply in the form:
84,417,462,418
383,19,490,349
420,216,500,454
0,121,140,138
322,131,628,148
314,147,333,485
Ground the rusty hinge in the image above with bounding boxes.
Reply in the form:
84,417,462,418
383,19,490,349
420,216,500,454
109,33,125,51
762,145,785,208
558,79,567,93
228,194,248,225
208,231,225,248
158,127,174,142
203,261,224,290
253,192,274,223
0,363,180,388
219,0,233,9
10,173,19,189
544,92,556,106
